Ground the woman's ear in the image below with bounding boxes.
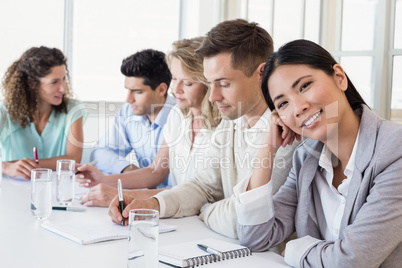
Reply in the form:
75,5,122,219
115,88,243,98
333,64,348,92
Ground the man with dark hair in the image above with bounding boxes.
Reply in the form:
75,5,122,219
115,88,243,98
90,49,175,188
109,20,298,245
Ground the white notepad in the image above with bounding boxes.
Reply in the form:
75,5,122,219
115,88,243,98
42,218,177,245
159,238,252,267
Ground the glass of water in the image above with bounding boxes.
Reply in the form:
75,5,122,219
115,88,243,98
127,209,159,268
56,159,75,205
31,168,52,220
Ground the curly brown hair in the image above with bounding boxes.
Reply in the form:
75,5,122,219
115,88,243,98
1,46,72,128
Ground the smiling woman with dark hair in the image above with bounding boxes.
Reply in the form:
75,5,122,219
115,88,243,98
234,39,402,267
1,46,87,179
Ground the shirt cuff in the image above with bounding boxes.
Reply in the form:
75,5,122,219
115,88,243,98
284,235,321,268
234,178,274,225
153,195,166,217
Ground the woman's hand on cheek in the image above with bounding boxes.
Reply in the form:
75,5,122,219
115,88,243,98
269,110,299,147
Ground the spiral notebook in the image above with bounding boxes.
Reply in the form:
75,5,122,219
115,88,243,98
159,238,251,267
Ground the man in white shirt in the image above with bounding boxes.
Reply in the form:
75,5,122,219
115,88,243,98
108,19,299,240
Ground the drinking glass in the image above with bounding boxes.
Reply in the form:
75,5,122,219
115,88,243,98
31,168,52,220
56,159,75,205
127,209,159,268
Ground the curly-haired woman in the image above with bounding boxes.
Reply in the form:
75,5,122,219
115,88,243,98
1,46,87,179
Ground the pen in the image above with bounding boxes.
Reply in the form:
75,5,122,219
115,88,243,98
33,147,39,164
75,159,98,174
52,206,86,212
118,179,125,226
197,244,222,256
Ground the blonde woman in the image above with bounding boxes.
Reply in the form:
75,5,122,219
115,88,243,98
78,37,220,206
1,46,87,179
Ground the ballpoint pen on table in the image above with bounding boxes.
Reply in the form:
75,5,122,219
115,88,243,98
52,206,86,212
197,244,222,256
75,159,98,175
33,147,39,164
118,179,125,226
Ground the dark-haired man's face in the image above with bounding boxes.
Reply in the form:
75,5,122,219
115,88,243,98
124,77,163,119
204,53,265,121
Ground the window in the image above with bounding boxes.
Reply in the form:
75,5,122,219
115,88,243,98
247,0,320,50
245,0,401,121
70,0,181,102
391,0,402,122
337,0,378,107
0,0,64,100
0,0,180,103
391,56,402,112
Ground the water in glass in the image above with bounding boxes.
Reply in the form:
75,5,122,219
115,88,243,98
57,171,75,205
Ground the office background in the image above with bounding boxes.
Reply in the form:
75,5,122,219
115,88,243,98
0,0,401,161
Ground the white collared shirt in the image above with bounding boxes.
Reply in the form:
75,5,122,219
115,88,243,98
312,131,359,241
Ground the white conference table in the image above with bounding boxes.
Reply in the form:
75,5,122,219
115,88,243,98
0,175,290,268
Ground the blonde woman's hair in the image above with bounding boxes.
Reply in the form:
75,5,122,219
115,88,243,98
166,37,221,129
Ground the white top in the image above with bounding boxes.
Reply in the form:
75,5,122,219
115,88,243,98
163,105,213,186
312,132,358,241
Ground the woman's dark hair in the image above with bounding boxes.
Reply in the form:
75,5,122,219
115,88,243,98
2,46,70,128
261,39,367,111
121,49,171,97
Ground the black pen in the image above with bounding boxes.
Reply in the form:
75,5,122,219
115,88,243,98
52,206,86,212
118,179,125,226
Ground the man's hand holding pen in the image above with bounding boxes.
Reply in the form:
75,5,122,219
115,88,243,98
117,179,125,226
108,194,160,226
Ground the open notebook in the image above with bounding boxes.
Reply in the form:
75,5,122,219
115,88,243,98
159,238,251,267
41,218,177,245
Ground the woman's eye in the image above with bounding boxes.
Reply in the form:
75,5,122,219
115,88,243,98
277,101,288,109
300,82,311,92
220,83,229,88
184,83,193,87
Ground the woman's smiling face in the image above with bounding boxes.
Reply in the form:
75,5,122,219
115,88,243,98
268,63,349,142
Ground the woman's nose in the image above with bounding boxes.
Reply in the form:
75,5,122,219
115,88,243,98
173,82,183,95
294,97,309,117
59,82,67,93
